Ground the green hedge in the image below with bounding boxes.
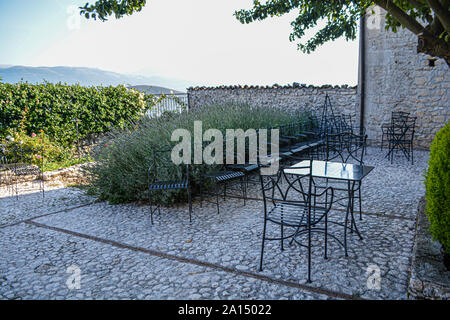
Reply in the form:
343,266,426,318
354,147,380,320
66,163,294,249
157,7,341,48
425,122,450,254
0,81,150,146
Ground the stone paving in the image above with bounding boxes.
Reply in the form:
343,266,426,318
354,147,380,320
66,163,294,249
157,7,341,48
0,147,430,299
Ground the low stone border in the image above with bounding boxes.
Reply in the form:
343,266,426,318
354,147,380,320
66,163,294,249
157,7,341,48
408,197,450,299
44,162,93,185
1,163,91,186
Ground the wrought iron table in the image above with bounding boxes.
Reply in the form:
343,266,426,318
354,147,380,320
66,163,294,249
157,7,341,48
284,160,374,256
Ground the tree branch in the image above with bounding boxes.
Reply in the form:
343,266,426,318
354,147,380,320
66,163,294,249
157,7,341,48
409,0,434,23
375,0,449,64
426,0,450,32
374,0,429,35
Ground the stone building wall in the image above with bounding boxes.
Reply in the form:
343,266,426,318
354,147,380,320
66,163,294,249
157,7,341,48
188,84,359,124
363,8,449,149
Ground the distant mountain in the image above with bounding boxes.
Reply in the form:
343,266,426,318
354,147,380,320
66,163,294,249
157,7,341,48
0,65,192,92
129,85,184,95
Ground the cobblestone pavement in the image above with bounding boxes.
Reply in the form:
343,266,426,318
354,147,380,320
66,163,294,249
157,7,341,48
0,147,429,299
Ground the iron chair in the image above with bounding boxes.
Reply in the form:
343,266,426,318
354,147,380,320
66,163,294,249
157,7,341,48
258,161,337,283
148,148,192,224
224,130,260,190
0,144,13,195
318,131,368,220
200,137,246,215
386,115,416,164
9,143,45,198
381,111,410,154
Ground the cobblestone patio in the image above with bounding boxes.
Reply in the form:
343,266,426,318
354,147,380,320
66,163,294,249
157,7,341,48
0,147,430,299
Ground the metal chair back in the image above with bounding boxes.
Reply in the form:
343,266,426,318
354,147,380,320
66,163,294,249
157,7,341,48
325,131,367,165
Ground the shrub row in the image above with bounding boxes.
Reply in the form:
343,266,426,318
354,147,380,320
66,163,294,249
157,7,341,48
0,81,151,146
85,103,315,204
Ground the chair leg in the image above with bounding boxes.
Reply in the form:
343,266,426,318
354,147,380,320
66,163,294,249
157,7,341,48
324,212,328,260
307,220,312,283
149,193,154,225
216,187,220,215
259,219,267,272
199,183,203,208
359,184,362,221
223,182,227,201
188,187,192,223
241,177,246,206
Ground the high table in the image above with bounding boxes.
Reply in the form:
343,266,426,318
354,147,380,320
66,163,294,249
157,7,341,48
283,160,374,256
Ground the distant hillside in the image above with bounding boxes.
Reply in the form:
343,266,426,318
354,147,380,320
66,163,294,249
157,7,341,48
0,65,190,92
129,85,183,95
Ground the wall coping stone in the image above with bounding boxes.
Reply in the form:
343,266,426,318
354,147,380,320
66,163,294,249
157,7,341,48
188,84,357,91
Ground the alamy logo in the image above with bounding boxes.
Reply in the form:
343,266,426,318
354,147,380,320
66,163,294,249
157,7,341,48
366,6,382,30
66,5,81,31
66,265,81,290
170,121,280,175
366,264,381,290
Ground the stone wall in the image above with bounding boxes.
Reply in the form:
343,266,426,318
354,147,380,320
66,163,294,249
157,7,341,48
1,163,90,186
363,8,450,149
188,84,359,124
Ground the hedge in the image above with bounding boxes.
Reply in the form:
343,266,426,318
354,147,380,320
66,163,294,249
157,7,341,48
0,81,151,146
425,122,450,254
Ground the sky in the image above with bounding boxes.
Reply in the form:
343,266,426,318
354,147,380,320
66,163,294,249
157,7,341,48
0,0,360,87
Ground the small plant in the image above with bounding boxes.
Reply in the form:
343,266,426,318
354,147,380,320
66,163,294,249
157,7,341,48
424,122,449,259
0,130,91,172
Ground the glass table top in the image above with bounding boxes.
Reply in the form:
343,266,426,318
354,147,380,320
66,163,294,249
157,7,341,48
283,160,374,181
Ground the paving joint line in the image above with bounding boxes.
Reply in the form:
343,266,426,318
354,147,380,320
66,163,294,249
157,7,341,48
0,202,96,229
26,220,363,300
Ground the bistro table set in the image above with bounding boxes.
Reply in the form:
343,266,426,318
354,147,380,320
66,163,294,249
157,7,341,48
258,123,374,282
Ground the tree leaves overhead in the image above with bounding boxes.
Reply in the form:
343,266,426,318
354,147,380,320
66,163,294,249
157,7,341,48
235,0,370,54
235,0,449,65
80,0,147,21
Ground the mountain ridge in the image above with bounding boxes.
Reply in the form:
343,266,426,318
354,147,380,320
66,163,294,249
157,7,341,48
0,65,191,93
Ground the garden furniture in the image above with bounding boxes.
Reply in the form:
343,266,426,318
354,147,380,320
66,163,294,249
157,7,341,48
3,143,45,199
321,131,368,220
200,169,246,215
148,148,192,224
385,115,417,164
284,159,374,257
258,161,337,283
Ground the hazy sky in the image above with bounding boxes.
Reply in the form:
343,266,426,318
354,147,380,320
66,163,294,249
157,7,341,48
1,0,360,87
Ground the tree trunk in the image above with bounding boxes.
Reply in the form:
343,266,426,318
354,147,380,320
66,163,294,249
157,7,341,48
417,34,450,67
